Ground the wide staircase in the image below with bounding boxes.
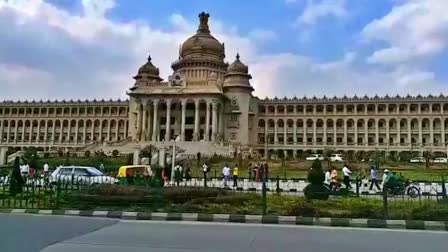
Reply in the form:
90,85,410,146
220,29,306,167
85,140,233,157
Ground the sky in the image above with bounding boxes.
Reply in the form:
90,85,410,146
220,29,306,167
1,0,448,100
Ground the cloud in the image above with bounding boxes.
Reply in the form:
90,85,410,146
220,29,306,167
362,0,448,65
296,0,348,26
0,0,444,102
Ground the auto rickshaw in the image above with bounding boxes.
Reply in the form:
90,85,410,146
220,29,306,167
117,165,152,185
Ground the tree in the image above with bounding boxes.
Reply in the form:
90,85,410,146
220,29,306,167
84,150,91,158
323,147,334,169
423,150,433,170
112,149,120,158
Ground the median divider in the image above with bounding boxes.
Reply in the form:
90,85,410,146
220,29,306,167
2,208,446,231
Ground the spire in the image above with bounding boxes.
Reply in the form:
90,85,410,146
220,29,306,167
147,52,152,62
197,12,210,34
236,53,240,60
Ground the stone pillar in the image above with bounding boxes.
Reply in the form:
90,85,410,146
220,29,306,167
44,121,48,144
51,122,56,144
375,119,379,146
312,119,316,145
333,121,337,146
75,121,79,144
284,121,287,146
354,120,358,145
418,119,423,145
407,120,412,145
91,122,95,142
364,120,368,146
274,120,278,144
181,100,187,141
137,104,142,141
430,118,434,145
146,105,152,141
218,105,224,140
152,100,159,141
193,100,200,141
386,119,390,146
0,147,7,166
115,122,120,141
205,101,210,141
0,121,4,144
397,119,401,147
142,104,147,141
133,150,140,165
442,118,446,145
83,122,87,144
264,120,268,157
323,120,327,144
21,122,25,143
293,120,297,144
165,99,172,141
6,121,10,144
343,119,347,146
211,101,218,142
107,120,111,142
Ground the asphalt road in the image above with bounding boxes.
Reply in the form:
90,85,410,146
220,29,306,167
1,214,447,252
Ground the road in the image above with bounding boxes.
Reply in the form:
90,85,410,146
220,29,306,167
0,214,446,252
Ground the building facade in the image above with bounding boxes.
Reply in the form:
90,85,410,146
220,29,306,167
1,12,448,158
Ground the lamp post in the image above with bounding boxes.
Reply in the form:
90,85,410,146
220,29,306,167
170,135,180,182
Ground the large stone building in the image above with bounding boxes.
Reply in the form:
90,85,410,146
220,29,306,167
1,12,448,161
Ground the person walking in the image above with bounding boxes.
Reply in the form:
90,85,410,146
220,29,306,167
232,164,239,187
202,163,209,187
324,168,331,186
342,164,352,189
222,163,231,187
369,166,381,191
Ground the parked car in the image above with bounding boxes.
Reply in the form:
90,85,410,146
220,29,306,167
409,157,425,163
50,166,118,186
433,157,448,163
330,154,344,162
305,154,324,161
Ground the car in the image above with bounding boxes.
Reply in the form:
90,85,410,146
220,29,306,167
330,154,344,162
305,154,324,161
50,166,118,186
433,157,448,164
409,157,425,163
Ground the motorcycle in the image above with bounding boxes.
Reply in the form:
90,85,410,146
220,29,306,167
385,178,420,198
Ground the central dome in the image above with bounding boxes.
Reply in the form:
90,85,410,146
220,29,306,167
180,12,225,60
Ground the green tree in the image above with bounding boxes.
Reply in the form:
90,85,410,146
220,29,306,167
323,147,334,169
84,150,91,158
304,159,328,200
112,149,120,158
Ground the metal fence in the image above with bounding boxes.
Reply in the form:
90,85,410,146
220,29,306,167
0,174,447,221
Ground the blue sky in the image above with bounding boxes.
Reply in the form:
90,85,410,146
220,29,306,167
0,0,447,100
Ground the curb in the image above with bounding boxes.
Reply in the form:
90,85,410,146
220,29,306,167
1,209,447,231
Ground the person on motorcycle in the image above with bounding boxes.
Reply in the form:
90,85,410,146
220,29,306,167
383,169,399,192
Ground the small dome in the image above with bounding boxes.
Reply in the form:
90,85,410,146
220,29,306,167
227,53,248,74
180,12,225,60
137,54,160,77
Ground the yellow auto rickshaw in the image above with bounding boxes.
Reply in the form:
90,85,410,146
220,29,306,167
117,165,152,185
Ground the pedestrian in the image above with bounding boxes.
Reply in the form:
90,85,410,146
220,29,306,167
330,167,339,189
232,163,239,187
254,164,259,182
10,157,24,196
342,164,352,189
264,163,269,180
222,163,231,186
369,166,381,191
174,164,183,186
43,163,49,176
202,163,209,187
184,166,191,181
324,168,331,186
99,162,105,172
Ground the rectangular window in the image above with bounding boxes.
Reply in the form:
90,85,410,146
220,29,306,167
230,114,238,122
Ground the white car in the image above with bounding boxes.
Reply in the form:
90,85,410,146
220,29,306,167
50,166,118,186
433,157,448,164
409,157,425,163
305,154,324,161
330,154,344,162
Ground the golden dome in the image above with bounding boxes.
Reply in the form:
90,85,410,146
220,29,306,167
180,12,225,60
